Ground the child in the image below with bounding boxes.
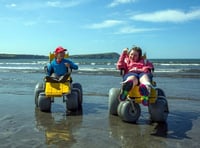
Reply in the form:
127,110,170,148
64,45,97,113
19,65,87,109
117,46,154,105
47,46,78,82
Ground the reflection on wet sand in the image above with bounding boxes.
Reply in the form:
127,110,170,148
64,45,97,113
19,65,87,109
34,108,82,147
108,115,168,147
33,97,200,147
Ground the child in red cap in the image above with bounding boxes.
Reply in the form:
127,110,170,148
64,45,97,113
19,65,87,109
47,46,78,82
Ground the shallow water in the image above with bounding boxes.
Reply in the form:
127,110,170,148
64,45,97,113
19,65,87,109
0,72,200,147
1,72,199,100
0,94,200,147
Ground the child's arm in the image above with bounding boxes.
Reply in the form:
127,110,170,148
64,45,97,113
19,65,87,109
47,63,53,76
116,48,128,70
142,60,154,73
64,59,78,70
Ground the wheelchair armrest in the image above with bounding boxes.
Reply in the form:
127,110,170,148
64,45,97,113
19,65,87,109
44,65,48,74
151,68,154,72
120,68,125,76
45,76,59,83
67,66,72,74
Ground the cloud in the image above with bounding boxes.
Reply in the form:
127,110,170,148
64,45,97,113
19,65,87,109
46,1,82,8
46,1,61,7
0,17,22,24
86,20,124,29
46,19,61,24
4,1,82,10
115,26,161,34
131,9,200,23
23,21,37,26
5,2,43,10
108,0,137,7
5,3,17,8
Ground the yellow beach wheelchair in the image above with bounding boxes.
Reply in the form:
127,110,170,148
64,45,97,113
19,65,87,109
108,55,169,123
34,53,82,112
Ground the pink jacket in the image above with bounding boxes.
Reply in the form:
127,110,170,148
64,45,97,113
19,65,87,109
117,52,154,74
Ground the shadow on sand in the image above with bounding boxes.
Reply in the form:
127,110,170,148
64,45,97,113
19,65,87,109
165,110,200,140
109,109,200,141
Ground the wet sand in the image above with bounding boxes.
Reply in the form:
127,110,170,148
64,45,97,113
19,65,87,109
0,92,200,148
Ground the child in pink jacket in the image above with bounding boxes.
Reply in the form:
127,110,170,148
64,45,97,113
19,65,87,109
117,46,154,105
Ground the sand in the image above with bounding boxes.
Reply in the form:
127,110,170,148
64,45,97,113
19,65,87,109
0,93,200,148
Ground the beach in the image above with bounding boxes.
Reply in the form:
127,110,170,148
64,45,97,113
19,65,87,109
0,70,200,148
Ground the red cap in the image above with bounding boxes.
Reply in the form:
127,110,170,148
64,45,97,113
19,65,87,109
54,46,67,54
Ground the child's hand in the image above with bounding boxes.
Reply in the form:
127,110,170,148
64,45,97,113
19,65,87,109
123,48,128,53
142,66,152,73
64,63,70,68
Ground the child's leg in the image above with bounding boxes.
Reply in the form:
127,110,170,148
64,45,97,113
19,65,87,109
139,73,152,106
119,75,138,101
45,73,59,82
59,73,70,82
139,73,152,95
119,80,133,101
139,84,150,96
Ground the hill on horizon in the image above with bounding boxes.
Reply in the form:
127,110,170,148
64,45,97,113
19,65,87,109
0,52,120,59
71,52,119,59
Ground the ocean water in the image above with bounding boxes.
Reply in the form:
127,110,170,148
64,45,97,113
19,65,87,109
0,58,200,100
0,58,200,147
1,58,200,74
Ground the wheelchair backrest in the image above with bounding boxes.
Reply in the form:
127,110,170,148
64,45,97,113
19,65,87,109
49,52,69,62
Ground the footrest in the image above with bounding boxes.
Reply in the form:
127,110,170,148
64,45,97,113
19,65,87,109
45,82,71,97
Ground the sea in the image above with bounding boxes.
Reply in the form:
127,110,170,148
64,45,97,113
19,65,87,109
0,58,200,147
0,58,200,100
0,58,200,75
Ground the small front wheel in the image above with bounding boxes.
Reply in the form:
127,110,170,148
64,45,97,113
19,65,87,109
117,101,124,117
119,100,141,123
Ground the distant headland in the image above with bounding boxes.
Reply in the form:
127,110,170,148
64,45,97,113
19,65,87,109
70,52,119,59
0,52,120,59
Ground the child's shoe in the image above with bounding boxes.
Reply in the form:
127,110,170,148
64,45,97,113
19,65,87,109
119,80,133,101
139,84,149,96
141,96,149,106
139,84,149,106
119,90,128,101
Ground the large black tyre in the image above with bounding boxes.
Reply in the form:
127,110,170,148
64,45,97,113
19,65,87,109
38,93,51,112
66,91,79,111
34,82,44,107
156,88,166,97
119,101,141,123
72,83,83,107
148,97,169,122
108,88,120,115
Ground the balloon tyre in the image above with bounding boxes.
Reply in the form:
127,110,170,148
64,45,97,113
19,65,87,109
108,88,120,115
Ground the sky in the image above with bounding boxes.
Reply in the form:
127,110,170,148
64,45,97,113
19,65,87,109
0,0,200,59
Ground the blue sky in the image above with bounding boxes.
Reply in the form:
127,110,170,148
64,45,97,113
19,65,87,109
0,0,200,59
